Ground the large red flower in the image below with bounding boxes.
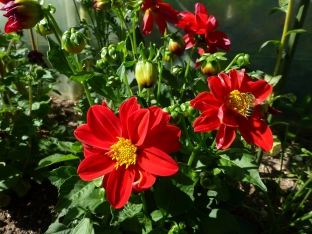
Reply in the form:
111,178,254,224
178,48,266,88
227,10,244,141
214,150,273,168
190,69,273,151
175,3,230,53
74,97,181,209
141,0,179,36
0,0,44,33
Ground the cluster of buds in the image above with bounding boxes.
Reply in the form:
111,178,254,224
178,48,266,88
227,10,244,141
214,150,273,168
163,101,197,125
61,28,87,54
100,44,119,62
34,18,53,36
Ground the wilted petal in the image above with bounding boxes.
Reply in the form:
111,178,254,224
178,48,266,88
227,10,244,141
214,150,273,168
106,166,135,209
77,153,115,180
138,147,178,176
216,124,236,150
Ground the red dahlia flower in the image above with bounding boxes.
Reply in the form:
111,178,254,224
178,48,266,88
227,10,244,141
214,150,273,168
0,0,44,33
74,97,181,209
141,0,179,36
190,69,273,151
175,3,230,53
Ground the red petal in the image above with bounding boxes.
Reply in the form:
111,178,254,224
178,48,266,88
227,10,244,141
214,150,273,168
208,31,231,52
247,79,272,103
74,124,113,150
176,11,196,31
156,2,178,24
155,15,167,36
83,145,107,158
77,153,115,180
193,109,221,132
183,33,197,49
132,170,156,192
208,75,231,102
87,105,121,144
228,69,240,90
206,15,219,33
119,97,141,139
147,106,169,130
106,166,135,209
190,92,221,112
4,16,22,33
141,124,181,153
237,116,273,152
138,147,178,176
216,124,236,150
127,109,150,146
218,105,238,127
142,10,154,35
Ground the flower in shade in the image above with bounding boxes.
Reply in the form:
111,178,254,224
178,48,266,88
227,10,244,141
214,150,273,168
141,0,179,36
74,97,181,209
190,69,273,151
175,3,230,53
0,0,44,33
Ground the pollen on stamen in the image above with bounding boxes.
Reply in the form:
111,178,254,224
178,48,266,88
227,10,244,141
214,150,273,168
107,137,137,169
226,90,250,117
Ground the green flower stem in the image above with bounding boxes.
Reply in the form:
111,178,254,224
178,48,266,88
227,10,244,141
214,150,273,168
180,46,196,101
1,91,6,111
28,79,33,118
292,174,312,201
187,137,205,167
140,191,148,216
123,70,132,97
223,53,244,72
273,0,293,77
45,11,63,44
181,116,193,149
132,13,137,57
157,40,167,105
82,80,94,106
116,7,136,59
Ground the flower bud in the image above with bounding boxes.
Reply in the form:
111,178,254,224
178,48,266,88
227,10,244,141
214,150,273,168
168,35,186,56
100,44,118,62
135,60,158,88
236,54,250,67
93,0,111,11
35,18,53,36
200,60,221,76
164,49,176,62
0,0,44,33
61,28,87,54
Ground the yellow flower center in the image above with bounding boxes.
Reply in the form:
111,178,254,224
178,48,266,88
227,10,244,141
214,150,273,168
107,137,137,169
225,90,255,117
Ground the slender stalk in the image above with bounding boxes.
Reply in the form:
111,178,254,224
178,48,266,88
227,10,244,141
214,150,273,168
140,191,148,216
292,188,312,218
82,80,94,106
223,53,244,72
180,46,196,101
187,138,205,167
273,0,293,77
28,29,36,51
157,40,167,105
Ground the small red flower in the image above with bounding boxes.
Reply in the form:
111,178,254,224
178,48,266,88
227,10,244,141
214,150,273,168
0,0,44,33
175,3,230,53
141,0,179,36
74,97,181,209
190,69,273,151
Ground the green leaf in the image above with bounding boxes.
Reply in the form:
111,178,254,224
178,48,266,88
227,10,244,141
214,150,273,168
72,218,94,234
53,177,103,212
0,165,21,191
154,177,193,217
45,222,73,234
218,149,267,191
259,40,281,52
110,195,143,226
47,36,73,77
268,7,287,15
70,72,95,83
36,154,79,170
43,166,77,189
264,74,282,87
57,141,80,153
150,210,163,222
285,29,309,36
